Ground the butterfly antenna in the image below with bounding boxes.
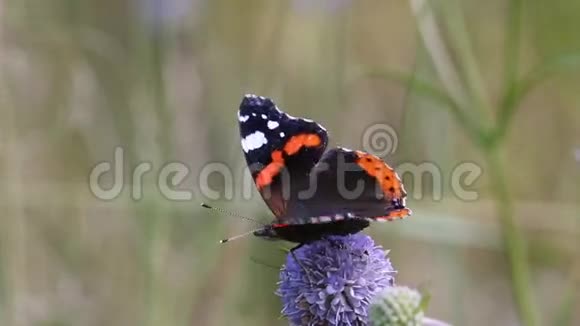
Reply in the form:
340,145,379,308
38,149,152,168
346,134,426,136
219,228,263,244
201,203,265,227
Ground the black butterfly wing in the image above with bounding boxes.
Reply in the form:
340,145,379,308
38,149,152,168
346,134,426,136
238,94,328,219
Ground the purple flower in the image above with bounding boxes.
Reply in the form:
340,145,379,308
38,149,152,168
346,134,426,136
277,234,395,326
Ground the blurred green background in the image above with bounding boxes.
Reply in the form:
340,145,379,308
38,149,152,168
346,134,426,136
0,0,579,325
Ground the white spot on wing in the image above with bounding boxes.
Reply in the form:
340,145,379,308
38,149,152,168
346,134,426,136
279,132,285,137
267,121,279,129
261,114,267,120
252,113,256,117
241,131,268,153
238,115,250,122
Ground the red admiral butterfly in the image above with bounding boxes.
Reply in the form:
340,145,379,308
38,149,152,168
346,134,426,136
238,94,410,243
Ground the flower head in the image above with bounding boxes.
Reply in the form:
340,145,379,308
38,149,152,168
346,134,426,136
277,233,395,326
370,286,425,326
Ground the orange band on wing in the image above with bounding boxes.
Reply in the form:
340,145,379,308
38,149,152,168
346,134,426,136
283,134,322,155
354,150,407,199
256,150,285,190
255,133,322,189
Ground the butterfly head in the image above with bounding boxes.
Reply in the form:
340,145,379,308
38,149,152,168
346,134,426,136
253,225,279,240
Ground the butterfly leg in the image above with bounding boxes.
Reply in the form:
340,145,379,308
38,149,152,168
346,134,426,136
290,244,314,286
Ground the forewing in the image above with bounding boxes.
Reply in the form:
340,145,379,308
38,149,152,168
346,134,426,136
238,94,328,219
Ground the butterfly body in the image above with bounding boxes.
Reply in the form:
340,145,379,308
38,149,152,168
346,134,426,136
254,218,370,243
238,94,411,243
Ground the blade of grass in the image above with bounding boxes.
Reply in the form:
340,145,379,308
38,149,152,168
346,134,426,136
495,53,580,142
553,287,577,326
493,0,522,145
486,146,539,326
553,250,580,325
439,0,492,124
409,1,540,325
364,68,483,146
486,1,540,322
409,0,467,107
503,0,523,93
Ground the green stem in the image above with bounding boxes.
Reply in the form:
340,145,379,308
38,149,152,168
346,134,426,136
496,52,580,144
503,0,522,91
365,69,483,145
486,145,539,326
495,0,523,146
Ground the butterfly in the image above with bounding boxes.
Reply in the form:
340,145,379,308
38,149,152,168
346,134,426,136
238,94,411,243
